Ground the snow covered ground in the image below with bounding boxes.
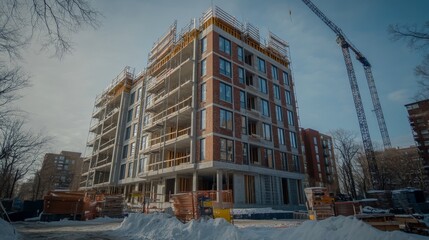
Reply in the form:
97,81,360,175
2,213,428,240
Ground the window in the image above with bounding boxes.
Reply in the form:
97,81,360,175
238,67,244,84
287,110,294,126
273,84,280,100
272,65,278,80
130,92,135,105
122,145,128,158
280,152,288,171
258,57,266,73
262,123,272,141
237,46,244,61
219,82,232,102
201,109,206,130
137,87,142,100
242,143,249,164
293,155,300,172
130,143,136,157
201,83,206,101
201,37,207,53
241,116,247,135
261,99,270,117
135,105,140,118
220,138,233,161
220,109,233,130
283,71,289,85
125,127,131,140
133,123,138,137
278,128,285,145
240,91,246,109
145,94,152,108
127,109,133,122
200,139,206,160
285,90,292,105
139,156,146,173
143,114,150,125
219,58,231,77
259,77,268,94
201,59,207,76
141,135,148,150
275,105,283,122
219,35,231,54
119,164,126,180
290,131,298,148
265,149,274,168
127,162,133,178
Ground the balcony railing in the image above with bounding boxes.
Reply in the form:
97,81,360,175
144,97,192,128
147,154,191,171
150,127,191,146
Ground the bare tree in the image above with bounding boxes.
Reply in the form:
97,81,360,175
331,129,364,199
0,119,49,198
389,22,429,100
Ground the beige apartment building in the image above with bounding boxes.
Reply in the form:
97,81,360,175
80,7,305,209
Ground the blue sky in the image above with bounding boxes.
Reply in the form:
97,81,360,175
16,0,428,154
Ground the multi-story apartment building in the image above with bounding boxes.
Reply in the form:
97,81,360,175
81,7,305,208
405,99,429,184
301,128,339,195
39,151,83,194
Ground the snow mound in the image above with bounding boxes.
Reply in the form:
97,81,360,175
114,213,240,240
0,218,17,240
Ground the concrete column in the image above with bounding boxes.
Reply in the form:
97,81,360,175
216,170,223,203
192,171,198,191
175,175,180,194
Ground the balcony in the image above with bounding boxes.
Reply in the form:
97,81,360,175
146,58,193,93
147,154,191,171
144,127,191,153
146,78,192,113
143,97,192,131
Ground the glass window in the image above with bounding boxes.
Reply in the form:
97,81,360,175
238,67,244,84
220,108,233,130
293,155,300,172
125,126,131,140
201,59,207,76
143,114,150,126
201,109,206,130
122,145,128,158
220,138,234,161
273,84,280,100
262,123,271,141
283,71,290,85
241,115,247,135
238,46,244,61
130,143,136,157
119,164,126,180
290,131,298,148
201,37,207,53
127,109,133,122
258,57,266,73
141,135,148,150
219,82,232,103
261,99,270,117
201,83,206,101
281,152,288,171
278,128,285,145
130,92,135,105
139,156,146,173
259,77,268,94
219,35,231,54
135,105,140,118
272,65,278,80
200,139,206,160
285,90,292,105
287,110,294,126
219,58,231,77
137,87,142,100
242,143,249,164
127,162,133,178
266,149,274,168
133,123,138,137
240,90,246,109
275,105,283,122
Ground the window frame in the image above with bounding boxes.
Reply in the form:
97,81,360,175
219,82,232,103
220,108,233,130
219,58,232,77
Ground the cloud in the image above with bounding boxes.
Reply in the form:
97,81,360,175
387,89,411,104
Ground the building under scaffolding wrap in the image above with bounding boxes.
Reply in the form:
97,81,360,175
80,6,306,209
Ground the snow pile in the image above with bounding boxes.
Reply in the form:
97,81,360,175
232,208,291,215
40,216,122,226
112,214,427,240
114,213,240,240
0,218,17,240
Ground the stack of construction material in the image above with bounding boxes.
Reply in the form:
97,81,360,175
99,195,124,218
334,201,361,216
366,190,393,210
171,192,197,222
304,187,335,220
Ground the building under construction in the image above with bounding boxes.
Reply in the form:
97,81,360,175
80,7,305,209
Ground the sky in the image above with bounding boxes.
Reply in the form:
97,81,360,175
14,0,429,155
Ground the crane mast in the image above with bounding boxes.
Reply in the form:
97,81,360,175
301,0,392,189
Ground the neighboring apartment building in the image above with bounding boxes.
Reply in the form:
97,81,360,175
301,128,339,195
39,151,83,195
405,99,429,184
81,7,305,208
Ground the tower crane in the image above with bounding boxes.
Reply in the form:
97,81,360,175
301,0,392,189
